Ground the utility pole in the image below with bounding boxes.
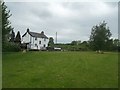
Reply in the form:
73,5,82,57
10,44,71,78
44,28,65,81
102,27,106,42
56,32,57,44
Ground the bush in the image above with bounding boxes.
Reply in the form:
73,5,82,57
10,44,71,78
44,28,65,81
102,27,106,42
47,46,54,51
2,42,21,52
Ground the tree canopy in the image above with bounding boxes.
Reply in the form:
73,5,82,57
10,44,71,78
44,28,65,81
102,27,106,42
2,2,13,43
89,21,112,51
48,37,54,47
15,31,21,44
1,2,15,52
9,30,15,42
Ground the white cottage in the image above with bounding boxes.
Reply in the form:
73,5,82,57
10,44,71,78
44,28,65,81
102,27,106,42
22,28,49,50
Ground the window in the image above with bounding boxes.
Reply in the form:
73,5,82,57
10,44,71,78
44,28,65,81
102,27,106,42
44,44,46,47
35,37,37,40
44,38,46,41
39,41,41,44
35,44,38,49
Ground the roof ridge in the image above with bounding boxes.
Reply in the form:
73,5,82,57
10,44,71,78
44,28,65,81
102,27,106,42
29,31,42,34
29,31,48,39
22,30,48,39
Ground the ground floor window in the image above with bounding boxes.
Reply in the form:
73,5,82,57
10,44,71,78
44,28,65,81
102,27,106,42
39,41,41,44
35,44,38,49
44,44,46,47
35,44,37,46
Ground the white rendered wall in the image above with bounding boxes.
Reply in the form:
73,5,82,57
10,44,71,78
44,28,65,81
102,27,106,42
30,37,49,50
22,33,49,50
22,33,30,43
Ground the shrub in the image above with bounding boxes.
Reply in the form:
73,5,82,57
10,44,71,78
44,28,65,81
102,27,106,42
2,42,21,52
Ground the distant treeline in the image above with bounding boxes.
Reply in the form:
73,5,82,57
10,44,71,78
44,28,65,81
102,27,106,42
53,39,120,52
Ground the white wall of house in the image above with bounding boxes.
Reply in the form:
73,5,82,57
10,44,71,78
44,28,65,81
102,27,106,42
31,37,49,50
22,33,31,43
22,32,49,50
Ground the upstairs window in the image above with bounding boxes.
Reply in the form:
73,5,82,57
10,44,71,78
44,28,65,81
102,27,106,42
35,37,37,40
39,41,41,44
44,38,46,41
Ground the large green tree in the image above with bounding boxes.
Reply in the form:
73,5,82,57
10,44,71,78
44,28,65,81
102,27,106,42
89,21,112,51
1,2,22,52
2,2,13,51
48,37,54,47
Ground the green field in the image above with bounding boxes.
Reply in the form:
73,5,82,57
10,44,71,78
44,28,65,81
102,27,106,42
3,51,118,88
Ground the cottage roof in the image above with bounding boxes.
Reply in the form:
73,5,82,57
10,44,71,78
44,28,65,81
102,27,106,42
22,29,48,39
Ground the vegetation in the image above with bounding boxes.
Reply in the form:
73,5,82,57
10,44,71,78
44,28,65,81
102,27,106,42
2,2,13,52
48,37,54,47
3,42,21,52
53,21,120,52
9,30,15,42
54,42,89,51
89,21,112,51
3,51,118,88
1,2,21,52
14,31,21,44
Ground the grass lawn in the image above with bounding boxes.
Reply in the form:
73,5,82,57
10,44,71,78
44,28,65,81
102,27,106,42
2,51,118,88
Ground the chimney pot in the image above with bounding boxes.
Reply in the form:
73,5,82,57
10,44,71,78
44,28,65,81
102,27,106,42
27,28,29,32
41,31,44,34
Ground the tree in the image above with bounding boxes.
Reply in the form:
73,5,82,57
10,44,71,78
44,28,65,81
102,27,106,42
71,41,77,45
113,39,119,47
81,41,88,46
113,39,120,51
89,21,112,51
2,2,13,43
9,30,15,42
1,2,14,51
15,31,21,44
105,39,114,51
48,37,54,47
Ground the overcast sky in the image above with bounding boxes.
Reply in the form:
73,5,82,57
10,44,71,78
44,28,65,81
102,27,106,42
5,1,118,43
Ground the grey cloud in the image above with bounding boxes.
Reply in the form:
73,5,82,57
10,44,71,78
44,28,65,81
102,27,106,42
6,2,118,43
32,9,52,19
